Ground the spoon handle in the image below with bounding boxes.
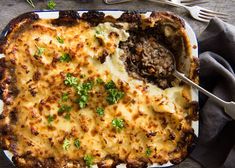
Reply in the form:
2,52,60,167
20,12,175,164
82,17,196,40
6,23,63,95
173,70,228,107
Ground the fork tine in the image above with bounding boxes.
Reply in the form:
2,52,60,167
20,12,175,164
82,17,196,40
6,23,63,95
199,12,229,20
200,9,229,16
181,0,208,3
198,15,213,21
182,1,208,6
197,16,210,22
199,14,228,22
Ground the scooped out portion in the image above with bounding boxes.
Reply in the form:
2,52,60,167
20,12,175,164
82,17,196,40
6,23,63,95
120,11,197,89
120,34,175,89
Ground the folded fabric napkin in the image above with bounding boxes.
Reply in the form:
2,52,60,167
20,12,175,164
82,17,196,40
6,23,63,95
190,18,235,168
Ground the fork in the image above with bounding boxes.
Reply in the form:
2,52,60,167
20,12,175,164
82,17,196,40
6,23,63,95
165,0,208,6
104,0,208,5
150,0,229,22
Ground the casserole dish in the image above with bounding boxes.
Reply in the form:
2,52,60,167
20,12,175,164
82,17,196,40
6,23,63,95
0,10,199,168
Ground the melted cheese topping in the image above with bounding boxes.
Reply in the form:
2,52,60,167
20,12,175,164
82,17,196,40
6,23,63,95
2,19,194,166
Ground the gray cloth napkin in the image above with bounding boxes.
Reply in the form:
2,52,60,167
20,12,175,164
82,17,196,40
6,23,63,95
190,18,235,168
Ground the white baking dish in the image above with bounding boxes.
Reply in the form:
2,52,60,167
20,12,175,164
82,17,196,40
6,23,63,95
0,10,198,168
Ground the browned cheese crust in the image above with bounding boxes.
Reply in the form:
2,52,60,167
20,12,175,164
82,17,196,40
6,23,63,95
0,11,199,168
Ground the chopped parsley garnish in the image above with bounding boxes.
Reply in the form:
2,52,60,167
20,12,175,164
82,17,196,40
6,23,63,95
84,155,93,168
105,80,116,90
64,73,78,87
35,46,45,56
56,36,64,44
145,147,152,157
47,115,54,124
95,27,104,37
59,53,71,62
58,93,71,119
80,74,86,78
105,80,124,104
75,81,94,108
106,89,125,105
95,30,101,35
76,95,88,109
47,0,56,10
63,139,71,151
58,104,72,114
112,118,124,131
61,92,69,101
96,107,104,116
79,82,94,93
64,112,70,121
96,78,104,84
74,139,81,148
64,73,93,109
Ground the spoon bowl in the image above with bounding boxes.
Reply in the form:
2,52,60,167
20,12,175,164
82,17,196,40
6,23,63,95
142,43,235,119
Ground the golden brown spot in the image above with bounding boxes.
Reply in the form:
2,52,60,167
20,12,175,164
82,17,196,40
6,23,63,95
113,105,118,111
91,128,98,136
88,70,93,74
30,126,39,136
132,113,139,120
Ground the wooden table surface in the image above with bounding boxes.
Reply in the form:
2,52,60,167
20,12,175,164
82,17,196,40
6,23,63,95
0,0,234,167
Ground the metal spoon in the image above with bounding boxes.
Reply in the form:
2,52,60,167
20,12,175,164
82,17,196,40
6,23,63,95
172,58,235,120
140,41,235,119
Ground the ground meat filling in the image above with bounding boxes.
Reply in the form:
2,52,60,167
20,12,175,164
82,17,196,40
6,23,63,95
120,35,175,89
